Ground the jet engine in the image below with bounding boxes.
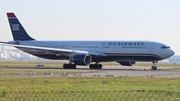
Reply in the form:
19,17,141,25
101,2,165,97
73,54,92,65
117,61,136,66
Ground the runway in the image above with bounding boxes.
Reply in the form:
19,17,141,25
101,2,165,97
0,66,180,78
69,66,180,78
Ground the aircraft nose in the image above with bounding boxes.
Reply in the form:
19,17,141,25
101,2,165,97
169,50,175,56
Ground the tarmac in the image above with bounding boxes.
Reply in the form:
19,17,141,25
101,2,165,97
0,66,180,78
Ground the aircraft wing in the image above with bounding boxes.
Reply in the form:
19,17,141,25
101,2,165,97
0,42,106,56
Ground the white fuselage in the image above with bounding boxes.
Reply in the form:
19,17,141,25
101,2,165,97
11,40,174,62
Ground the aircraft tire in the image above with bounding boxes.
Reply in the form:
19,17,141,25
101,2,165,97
63,64,67,69
72,64,76,69
89,64,102,69
63,64,76,69
98,64,102,69
89,64,93,69
151,66,157,70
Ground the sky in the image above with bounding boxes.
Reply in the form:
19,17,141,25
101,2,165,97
0,0,180,55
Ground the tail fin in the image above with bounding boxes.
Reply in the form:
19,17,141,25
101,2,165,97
7,12,35,41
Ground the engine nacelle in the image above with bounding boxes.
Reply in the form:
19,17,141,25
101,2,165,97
117,61,136,66
73,54,92,65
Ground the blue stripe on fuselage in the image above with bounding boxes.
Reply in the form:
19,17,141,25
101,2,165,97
30,53,162,62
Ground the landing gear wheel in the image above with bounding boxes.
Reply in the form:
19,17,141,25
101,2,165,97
151,66,157,70
63,64,76,69
72,64,76,69
63,64,67,69
151,61,158,70
98,64,102,69
90,64,93,69
89,64,102,69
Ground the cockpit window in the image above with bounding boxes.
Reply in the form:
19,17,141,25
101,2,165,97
161,46,170,49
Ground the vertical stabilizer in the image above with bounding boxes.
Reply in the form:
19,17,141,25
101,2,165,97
7,13,35,41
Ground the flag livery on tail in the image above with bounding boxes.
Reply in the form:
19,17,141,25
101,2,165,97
7,13,34,41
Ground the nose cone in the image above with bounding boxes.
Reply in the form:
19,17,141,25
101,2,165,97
161,49,175,59
169,50,175,56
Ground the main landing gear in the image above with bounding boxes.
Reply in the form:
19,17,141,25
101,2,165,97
89,63,102,69
62,63,103,69
151,61,158,70
63,63,76,69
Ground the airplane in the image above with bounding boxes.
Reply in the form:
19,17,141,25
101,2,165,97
0,12,175,70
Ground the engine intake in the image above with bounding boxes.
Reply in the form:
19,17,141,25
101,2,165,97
73,54,92,65
117,61,136,66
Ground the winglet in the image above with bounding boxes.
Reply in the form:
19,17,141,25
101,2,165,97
7,13,16,18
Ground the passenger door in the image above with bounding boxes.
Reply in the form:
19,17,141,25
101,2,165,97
149,44,154,52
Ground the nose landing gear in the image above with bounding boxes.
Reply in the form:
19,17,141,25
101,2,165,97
151,61,158,70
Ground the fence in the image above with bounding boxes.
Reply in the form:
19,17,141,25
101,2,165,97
0,90,180,101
